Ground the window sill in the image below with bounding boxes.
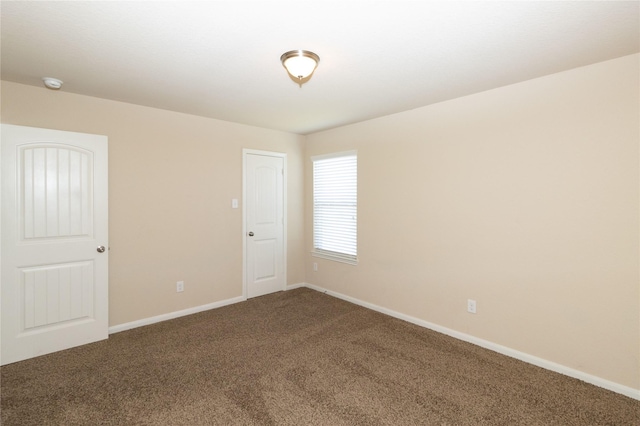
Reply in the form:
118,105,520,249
312,250,358,265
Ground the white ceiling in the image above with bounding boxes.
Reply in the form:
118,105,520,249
2,1,638,135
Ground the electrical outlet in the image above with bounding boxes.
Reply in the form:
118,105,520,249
467,299,477,314
313,262,318,272
177,281,184,292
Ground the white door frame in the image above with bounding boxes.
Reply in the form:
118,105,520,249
242,149,287,299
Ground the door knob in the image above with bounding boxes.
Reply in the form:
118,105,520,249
97,246,106,253
248,232,254,237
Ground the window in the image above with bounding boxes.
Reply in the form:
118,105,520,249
312,151,357,264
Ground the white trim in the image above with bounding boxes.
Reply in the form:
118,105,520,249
286,282,306,291
108,295,245,334
242,149,288,299
107,281,639,400
312,152,358,261
298,282,640,401
312,250,358,265
109,283,306,335
310,149,357,162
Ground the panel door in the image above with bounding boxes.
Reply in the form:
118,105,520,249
245,153,285,298
1,124,108,365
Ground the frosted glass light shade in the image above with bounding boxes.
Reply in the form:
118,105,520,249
280,50,320,84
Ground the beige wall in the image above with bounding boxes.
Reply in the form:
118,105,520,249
2,53,638,392
304,54,639,390
1,81,306,326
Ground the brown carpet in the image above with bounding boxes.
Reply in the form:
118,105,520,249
1,287,638,425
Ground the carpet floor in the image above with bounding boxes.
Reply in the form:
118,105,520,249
1,287,638,425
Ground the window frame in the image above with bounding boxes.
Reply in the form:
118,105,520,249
311,150,358,265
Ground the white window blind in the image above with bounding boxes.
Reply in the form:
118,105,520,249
312,151,357,264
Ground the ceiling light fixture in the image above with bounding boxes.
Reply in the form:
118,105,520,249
42,77,63,90
280,50,320,87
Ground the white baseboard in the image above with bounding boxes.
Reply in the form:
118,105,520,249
300,282,640,401
109,283,310,334
106,282,638,400
286,282,306,291
108,295,246,334
109,283,309,334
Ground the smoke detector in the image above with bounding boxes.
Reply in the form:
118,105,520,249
42,77,63,90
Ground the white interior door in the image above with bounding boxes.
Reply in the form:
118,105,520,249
1,124,108,365
244,151,285,298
